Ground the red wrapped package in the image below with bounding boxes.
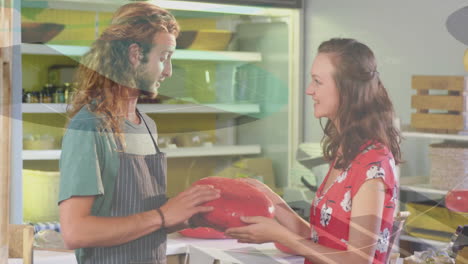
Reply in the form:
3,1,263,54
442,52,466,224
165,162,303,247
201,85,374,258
193,177,275,230
179,227,228,239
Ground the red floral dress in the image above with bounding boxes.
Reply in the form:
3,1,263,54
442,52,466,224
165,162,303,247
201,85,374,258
305,142,398,264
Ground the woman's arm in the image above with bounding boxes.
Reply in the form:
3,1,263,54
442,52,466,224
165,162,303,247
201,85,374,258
271,197,311,238
226,178,385,264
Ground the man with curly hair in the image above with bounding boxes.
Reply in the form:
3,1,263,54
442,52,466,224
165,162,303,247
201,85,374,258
58,3,220,263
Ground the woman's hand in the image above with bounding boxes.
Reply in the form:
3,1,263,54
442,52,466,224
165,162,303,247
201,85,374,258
161,185,220,228
225,216,289,244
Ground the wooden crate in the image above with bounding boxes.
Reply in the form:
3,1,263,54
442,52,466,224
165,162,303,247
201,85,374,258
411,75,468,133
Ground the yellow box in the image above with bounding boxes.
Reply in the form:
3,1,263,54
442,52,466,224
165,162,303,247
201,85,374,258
405,200,468,241
23,169,60,223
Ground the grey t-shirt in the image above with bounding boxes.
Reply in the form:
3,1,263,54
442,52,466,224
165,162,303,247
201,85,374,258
123,113,158,155
58,106,159,204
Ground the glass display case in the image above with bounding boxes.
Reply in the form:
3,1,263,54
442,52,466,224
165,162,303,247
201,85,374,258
12,0,302,223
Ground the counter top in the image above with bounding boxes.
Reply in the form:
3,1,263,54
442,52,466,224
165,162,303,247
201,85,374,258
8,249,75,264
8,233,304,264
167,233,304,263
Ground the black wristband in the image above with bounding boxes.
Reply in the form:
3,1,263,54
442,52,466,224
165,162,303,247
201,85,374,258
155,207,165,229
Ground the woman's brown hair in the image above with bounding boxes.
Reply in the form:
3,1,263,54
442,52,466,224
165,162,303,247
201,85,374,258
67,2,179,149
318,38,402,169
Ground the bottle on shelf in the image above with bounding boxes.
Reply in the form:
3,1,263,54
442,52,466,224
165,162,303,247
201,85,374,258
42,83,54,103
63,82,71,103
67,82,79,104
54,85,65,103
22,89,28,103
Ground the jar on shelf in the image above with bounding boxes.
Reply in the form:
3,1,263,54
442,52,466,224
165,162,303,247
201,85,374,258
23,90,30,103
29,92,40,103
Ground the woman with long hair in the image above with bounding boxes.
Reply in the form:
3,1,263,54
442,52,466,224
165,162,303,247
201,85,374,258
226,38,401,264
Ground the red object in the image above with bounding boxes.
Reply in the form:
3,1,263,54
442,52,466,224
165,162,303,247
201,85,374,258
446,190,468,213
193,177,275,230
274,242,296,255
179,227,228,239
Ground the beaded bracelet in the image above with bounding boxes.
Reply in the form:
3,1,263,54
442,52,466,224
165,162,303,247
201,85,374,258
155,207,165,229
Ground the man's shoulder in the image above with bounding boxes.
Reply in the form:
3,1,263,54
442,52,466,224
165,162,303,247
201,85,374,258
140,112,157,127
67,106,103,132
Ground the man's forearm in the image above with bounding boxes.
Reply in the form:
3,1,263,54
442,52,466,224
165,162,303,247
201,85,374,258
61,209,164,249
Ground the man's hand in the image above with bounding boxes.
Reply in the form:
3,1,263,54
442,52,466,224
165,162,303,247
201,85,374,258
160,185,220,228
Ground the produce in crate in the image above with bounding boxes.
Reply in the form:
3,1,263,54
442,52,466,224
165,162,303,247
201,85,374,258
403,249,455,264
192,177,275,230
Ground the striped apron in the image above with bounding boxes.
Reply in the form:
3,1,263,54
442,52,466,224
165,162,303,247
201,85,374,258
85,110,168,264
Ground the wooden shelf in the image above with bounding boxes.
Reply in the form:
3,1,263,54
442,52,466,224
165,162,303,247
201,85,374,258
21,43,262,62
399,177,448,202
22,145,261,160
138,104,260,114
22,103,260,114
22,103,69,114
401,125,468,141
400,184,448,196
21,0,293,17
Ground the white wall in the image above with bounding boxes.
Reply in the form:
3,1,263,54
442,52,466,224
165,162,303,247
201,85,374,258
302,0,468,179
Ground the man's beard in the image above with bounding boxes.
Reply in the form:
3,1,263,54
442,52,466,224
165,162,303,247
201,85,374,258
139,87,158,99
135,65,158,99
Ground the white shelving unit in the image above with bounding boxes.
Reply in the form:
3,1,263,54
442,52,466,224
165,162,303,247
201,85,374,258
399,127,467,251
22,0,295,16
399,184,448,196
400,126,467,195
401,130,468,142
23,145,261,160
21,43,262,62
22,103,260,115
21,39,263,159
